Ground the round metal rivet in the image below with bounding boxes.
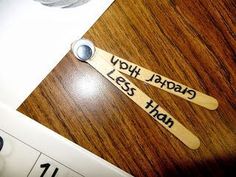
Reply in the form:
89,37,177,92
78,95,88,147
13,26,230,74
77,45,93,61
72,39,95,61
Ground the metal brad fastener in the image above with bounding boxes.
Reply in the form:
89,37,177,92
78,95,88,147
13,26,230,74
72,39,95,61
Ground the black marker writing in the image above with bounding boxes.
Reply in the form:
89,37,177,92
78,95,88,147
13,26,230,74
111,56,141,78
146,74,196,99
145,99,174,128
107,69,136,96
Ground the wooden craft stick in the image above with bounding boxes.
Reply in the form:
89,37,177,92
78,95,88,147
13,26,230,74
100,49,218,110
87,48,200,150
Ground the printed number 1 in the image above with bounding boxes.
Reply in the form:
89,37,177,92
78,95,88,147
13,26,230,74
0,136,3,151
40,163,59,177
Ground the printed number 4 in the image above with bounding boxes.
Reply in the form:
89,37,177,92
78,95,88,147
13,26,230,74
40,163,59,177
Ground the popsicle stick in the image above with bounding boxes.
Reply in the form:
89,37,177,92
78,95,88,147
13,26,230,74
100,49,218,110
87,48,200,150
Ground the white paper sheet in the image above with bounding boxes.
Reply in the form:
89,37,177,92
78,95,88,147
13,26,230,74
0,0,114,109
0,102,132,176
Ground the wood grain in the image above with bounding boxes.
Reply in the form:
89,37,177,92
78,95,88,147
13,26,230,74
18,0,236,176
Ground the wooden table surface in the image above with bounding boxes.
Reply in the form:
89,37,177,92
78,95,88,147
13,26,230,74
18,0,236,176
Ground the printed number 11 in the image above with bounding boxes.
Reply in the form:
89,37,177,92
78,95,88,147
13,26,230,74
40,163,59,177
